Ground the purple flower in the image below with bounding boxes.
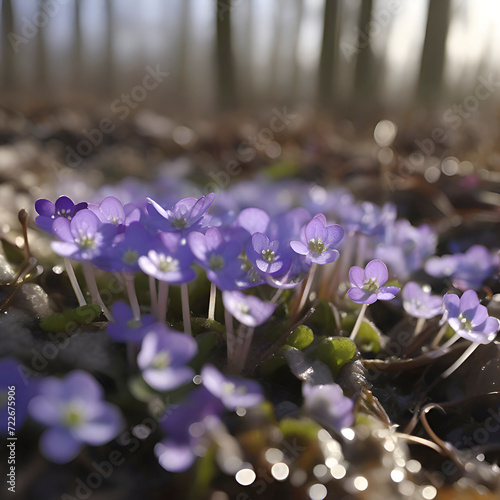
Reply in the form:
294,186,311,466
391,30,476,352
188,227,242,290
290,214,344,265
222,290,277,327
138,323,198,391
28,370,123,463
106,301,156,344
425,245,499,291
156,387,223,472
0,358,36,433
94,221,154,273
155,364,263,472
88,196,141,233
347,259,400,304
340,201,396,236
201,364,264,411
234,207,270,235
443,290,499,344
138,232,196,284
35,196,88,233
402,282,444,319
303,383,354,430
245,232,292,276
375,220,437,280
147,193,215,233
51,209,117,261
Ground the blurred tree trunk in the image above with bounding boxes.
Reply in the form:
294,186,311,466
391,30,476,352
318,0,342,109
216,0,236,109
36,1,49,92
238,0,254,105
353,0,376,106
72,0,83,90
103,0,114,96
177,0,190,109
1,0,15,90
417,0,451,104
290,0,304,103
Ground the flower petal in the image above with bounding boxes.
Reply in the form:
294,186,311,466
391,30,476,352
40,427,82,463
347,287,376,304
348,266,365,288
364,259,388,286
377,286,400,301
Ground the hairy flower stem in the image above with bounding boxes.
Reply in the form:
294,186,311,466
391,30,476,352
329,230,355,299
181,283,192,336
64,258,86,306
413,317,426,337
297,263,317,313
124,272,141,321
157,281,169,324
236,325,255,375
441,342,479,379
208,282,217,321
81,262,113,321
349,303,368,341
149,275,158,317
440,332,461,350
225,307,236,371
271,288,284,304
431,322,450,348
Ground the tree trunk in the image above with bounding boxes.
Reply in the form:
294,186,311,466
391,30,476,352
318,0,342,109
72,0,83,90
353,0,376,106
103,0,114,96
216,0,236,110
417,0,451,104
1,0,15,90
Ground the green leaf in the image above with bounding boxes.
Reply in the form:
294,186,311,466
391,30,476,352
172,316,226,337
264,161,298,180
279,417,321,442
286,325,314,350
259,349,288,377
307,300,336,336
317,337,357,378
353,320,381,354
189,445,217,500
40,304,102,333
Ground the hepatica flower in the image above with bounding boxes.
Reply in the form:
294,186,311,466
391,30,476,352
444,290,499,344
201,363,264,410
347,259,399,304
155,364,263,472
28,370,123,463
88,196,141,232
35,196,88,234
138,323,198,391
245,232,292,277
138,232,196,284
222,290,277,327
0,358,36,433
291,214,344,265
425,245,499,290
188,227,242,290
147,193,215,233
402,282,444,319
51,209,116,262
106,301,156,344
303,382,354,431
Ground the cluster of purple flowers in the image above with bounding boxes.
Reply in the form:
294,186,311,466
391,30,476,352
35,193,344,292
26,186,500,475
